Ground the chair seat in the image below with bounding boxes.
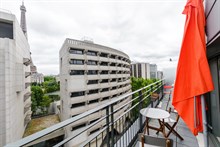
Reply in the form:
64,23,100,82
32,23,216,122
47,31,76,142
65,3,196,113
161,118,176,123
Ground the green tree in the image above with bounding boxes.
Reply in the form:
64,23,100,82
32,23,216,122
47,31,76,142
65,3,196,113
131,77,159,118
40,95,52,108
43,81,60,93
40,95,52,113
31,86,44,106
44,76,56,82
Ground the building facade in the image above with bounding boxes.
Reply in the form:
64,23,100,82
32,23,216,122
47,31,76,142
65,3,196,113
149,64,157,79
59,38,131,146
130,62,150,79
205,0,220,146
0,11,31,146
31,73,44,84
157,71,163,79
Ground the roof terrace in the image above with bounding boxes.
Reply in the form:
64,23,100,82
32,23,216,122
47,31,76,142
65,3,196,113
5,80,200,147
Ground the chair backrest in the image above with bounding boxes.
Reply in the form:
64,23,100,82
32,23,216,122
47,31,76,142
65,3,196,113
168,107,180,122
138,133,173,147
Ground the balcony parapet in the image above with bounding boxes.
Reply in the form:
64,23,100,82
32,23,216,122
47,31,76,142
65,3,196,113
25,72,31,78
24,92,31,102
23,58,31,66
25,82,31,88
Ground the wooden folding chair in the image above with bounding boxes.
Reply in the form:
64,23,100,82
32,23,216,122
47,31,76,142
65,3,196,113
138,133,173,147
162,107,184,140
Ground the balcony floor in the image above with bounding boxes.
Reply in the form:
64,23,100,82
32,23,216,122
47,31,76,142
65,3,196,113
134,91,199,147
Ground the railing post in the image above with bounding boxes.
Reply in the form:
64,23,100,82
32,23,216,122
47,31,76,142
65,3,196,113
110,104,114,147
106,106,110,147
139,91,143,131
150,85,153,108
161,81,164,98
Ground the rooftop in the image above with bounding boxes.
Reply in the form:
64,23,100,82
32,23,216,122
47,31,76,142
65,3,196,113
23,114,60,137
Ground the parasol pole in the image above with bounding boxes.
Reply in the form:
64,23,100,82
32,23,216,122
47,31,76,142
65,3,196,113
201,95,208,147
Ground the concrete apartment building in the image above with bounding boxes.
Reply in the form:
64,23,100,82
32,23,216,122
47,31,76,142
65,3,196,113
157,71,163,79
31,73,44,84
205,0,220,146
130,62,150,79
149,64,157,79
60,38,131,146
0,5,31,146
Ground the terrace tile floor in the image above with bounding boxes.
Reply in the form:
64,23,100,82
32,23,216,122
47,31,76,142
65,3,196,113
135,91,199,147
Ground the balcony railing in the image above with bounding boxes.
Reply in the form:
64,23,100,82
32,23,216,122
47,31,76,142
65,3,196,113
5,79,164,147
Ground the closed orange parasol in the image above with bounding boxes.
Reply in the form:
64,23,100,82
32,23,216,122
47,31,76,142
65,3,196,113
172,0,214,145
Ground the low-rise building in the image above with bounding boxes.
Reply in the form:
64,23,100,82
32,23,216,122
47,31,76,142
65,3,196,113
59,38,132,146
0,9,31,146
150,64,157,79
131,62,150,79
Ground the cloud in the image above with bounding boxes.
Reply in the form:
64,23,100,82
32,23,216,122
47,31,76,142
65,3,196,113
1,0,186,75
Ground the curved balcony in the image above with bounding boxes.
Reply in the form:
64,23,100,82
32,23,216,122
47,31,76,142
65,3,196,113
24,92,31,102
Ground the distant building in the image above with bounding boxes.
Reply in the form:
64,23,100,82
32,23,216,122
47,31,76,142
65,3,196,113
30,59,37,74
131,62,150,79
0,4,31,146
150,64,157,79
157,71,163,79
31,73,44,84
59,38,131,146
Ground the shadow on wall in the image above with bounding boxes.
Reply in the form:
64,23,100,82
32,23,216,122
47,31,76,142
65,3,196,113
163,67,176,85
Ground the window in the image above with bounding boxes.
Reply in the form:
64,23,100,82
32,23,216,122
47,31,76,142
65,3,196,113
118,78,122,82
100,53,108,57
72,123,86,131
88,99,99,104
100,70,108,74
88,89,99,95
87,50,97,56
90,118,99,124
118,64,122,67
138,64,141,78
69,48,84,54
70,91,85,97
118,85,123,88
102,97,109,101
112,94,117,98
71,102,86,108
100,62,108,66
87,70,98,75
0,21,13,39
88,80,98,85
101,88,109,92
60,58,62,69
110,71,117,74
207,58,220,140
87,60,97,65
72,114,79,117
110,55,116,59
100,79,108,83
69,59,84,65
70,70,84,75
89,128,100,135
112,86,117,90
118,71,122,74
111,78,117,82
110,63,116,66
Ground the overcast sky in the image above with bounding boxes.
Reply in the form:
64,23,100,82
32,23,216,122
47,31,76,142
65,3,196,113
0,0,186,75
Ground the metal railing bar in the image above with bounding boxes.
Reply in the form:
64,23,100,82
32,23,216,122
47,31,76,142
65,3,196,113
6,80,164,147
54,115,107,147
112,88,152,114
113,93,151,124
